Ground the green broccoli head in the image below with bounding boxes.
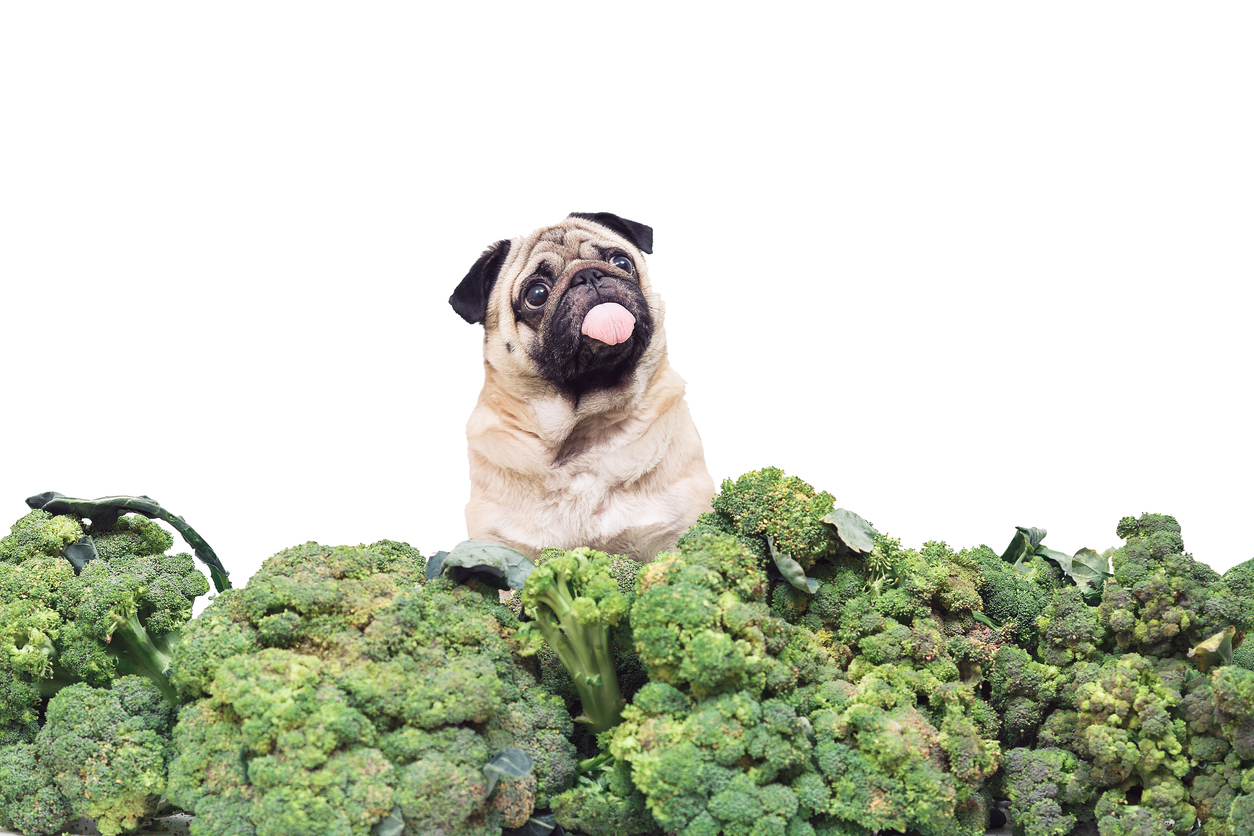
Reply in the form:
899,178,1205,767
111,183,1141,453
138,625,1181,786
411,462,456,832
1098,513,1254,661
629,531,805,700
708,467,839,569
167,540,578,836
0,510,83,564
33,676,176,836
608,684,816,836
0,508,213,715
0,739,71,836
999,747,1095,836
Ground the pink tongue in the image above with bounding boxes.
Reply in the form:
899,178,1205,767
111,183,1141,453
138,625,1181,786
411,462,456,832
581,303,636,345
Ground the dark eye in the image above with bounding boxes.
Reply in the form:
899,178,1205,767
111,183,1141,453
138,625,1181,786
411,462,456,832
525,282,549,308
609,254,633,272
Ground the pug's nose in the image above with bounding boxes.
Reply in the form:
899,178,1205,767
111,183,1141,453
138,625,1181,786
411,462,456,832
572,268,606,288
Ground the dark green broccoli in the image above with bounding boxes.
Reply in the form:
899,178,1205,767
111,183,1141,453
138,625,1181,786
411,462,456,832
0,509,210,736
0,676,176,836
166,540,577,836
1101,514,1254,659
998,747,1096,836
516,547,630,733
987,645,1062,747
966,543,1059,649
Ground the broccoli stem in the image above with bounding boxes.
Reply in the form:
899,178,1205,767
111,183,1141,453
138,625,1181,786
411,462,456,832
532,579,625,734
109,610,178,704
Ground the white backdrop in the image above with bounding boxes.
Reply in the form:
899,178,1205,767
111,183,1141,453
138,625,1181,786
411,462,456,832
2,4,1251,601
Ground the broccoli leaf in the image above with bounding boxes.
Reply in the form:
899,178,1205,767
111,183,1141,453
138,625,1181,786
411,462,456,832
61,535,98,572
371,806,406,836
25,492,230,592
429,539,535,591
820,508,876,555
1189,626,1237,672
483,747,534,796
767,535,818,595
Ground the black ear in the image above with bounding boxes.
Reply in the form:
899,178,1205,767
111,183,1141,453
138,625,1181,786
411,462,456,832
450,239,511,325
568,212,654,254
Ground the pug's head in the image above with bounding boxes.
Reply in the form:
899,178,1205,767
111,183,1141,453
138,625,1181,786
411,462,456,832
450,212,660,398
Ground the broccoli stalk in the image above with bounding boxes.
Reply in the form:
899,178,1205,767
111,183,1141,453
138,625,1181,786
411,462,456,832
517,548,629,734
102,606,177,704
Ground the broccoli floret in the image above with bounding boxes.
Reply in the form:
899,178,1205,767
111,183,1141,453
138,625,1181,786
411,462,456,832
0,740,71,836
999,747,1096,836
988,645,1061,747
629,531,803,700
516,547,630,733
967,544,1058,649
0,509,212,734
0,510,83,564
1100,514,1254,661
550,755,662,836
706,467,839,569
0,676,179,836
167,540,577,836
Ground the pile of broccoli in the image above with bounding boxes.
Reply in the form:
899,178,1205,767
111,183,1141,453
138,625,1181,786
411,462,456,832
5,469,1254,836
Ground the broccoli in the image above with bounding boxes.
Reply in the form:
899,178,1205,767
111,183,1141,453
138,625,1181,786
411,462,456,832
1101,514,1254,659
0,675,176,836
698,467,840,569
609,530,1000,836
516,547,631,733
0,508,210,737
966,543,1059,650
166,540,577,836
998,747,1096,836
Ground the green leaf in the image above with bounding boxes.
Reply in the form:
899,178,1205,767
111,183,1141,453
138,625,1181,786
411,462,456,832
62,535,99,572
820,508,876,555
972,611,1000,629
1001,526,1048,568
766,536,818,595
26,492,231,592
484,747,534,797
371,806,406,836
1069,547,1111,592
1189,627,1236,673
429,540,535,591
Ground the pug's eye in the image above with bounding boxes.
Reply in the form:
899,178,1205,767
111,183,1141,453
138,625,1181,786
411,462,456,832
609,254,633,272
524,282,550,308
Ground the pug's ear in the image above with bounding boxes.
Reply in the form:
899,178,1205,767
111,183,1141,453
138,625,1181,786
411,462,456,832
568,212,654,254
450,239,511,325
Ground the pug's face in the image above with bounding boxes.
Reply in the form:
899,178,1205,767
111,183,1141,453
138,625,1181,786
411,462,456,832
450,212,661,398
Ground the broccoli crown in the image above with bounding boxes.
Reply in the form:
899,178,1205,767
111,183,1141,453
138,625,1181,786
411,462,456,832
1100,513,1254,660
629,531,819,701
35,676,176,836
166,540,577,836
0,509,212,730
987,645,1061,748
999,747,1095,836
966,544,1057,650
705,467,840,569
0,739,71,836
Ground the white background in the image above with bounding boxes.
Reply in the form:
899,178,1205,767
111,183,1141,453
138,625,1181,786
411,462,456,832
2,4,1251,602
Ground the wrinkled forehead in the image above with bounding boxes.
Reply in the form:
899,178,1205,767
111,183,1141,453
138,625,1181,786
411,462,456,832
509,222,630,284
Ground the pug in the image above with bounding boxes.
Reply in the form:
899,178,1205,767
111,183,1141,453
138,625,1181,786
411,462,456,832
449,212,714,562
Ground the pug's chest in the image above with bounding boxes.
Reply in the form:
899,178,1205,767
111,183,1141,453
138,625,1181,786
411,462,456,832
541,468,645,536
